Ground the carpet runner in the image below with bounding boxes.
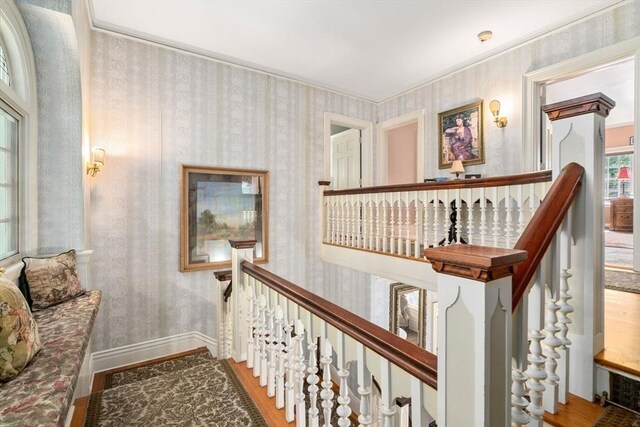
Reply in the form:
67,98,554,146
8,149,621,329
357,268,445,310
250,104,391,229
605,269,640,294
84,349,267,426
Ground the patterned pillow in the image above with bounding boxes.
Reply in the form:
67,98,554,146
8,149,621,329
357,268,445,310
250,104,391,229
0,277,41,382
21,250,85,311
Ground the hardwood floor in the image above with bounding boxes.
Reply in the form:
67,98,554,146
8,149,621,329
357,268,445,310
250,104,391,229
595,289,640,376
230,361,291,427
543,394,605,427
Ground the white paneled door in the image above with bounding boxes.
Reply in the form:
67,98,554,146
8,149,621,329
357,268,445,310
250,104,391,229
331,128,361,190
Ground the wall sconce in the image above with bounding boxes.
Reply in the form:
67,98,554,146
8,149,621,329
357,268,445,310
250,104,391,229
86,147,105,177
450,160,465,179
489,100,508,128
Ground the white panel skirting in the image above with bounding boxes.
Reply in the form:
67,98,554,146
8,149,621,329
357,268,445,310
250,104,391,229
90,332,217,377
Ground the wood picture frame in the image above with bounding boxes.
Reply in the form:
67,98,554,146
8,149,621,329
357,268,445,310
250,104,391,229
389,283,426,348
438,100,484,169
180,165,269,272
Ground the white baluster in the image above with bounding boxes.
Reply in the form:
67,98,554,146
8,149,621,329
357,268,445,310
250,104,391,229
379,358,396,427
517,184,525,239
275,305,286,409
505,186,513,247
266,293,277,396
320,339,334,427
336,330,352,427
361,194,367,249
253,292,264,378
356,343,372,426
455,188,462,244
374,194,381,252
405,192,411,256
389,194,396,254
414,192,421,258
557,265,574,404
492,187,500,247
525,330,547,426
307,330,320,427
246,284,256,369
260,294,270,387
295,320,307,427
422,191,430,250
443,191,451,245
433,191,440,246
543,297,562,413
511,368,530,426
331,200,338,244
410,376,424,427
382,196,388,253
368,195,374,250
466,188,474,244
479,188,487,246
285,313,296,422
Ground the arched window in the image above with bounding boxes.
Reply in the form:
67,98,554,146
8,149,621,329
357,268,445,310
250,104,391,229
0,1,37,264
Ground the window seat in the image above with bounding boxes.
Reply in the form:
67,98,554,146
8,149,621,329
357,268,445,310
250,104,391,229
0,289,102,427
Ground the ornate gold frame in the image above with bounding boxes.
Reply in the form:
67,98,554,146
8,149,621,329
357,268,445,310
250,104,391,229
388,283,426,347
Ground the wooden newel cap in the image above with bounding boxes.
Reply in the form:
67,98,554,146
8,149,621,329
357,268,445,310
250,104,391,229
318,180,331,186
424,244,527,282
543,92,616,122
214,270,232,281
228,240,257,249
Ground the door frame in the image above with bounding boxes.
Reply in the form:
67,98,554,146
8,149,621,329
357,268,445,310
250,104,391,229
376,109,425,185
324,112,374,187
522,36,640,271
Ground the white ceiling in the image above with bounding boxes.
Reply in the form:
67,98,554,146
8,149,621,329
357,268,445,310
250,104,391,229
90,0,623,102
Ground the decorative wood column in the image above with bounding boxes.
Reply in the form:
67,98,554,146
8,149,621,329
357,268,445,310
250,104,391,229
543,93,614,400
229,240,256,362
424,244,527,427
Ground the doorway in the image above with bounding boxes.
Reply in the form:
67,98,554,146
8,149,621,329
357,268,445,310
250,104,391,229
323,112,373,190
377,110,425,185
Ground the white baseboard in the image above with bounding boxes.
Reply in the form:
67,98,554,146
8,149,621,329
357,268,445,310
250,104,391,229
91,332,217,375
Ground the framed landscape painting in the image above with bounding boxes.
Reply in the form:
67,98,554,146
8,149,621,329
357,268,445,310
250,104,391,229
180,165,269,272
438,100,484,169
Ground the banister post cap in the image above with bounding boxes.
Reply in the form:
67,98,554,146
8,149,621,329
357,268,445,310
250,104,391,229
424,244,527,282
229,240,257,250
543,92,615,121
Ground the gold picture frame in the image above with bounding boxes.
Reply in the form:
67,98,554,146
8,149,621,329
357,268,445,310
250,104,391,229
180,165,269,272
389,283,426,347
438,100,484,169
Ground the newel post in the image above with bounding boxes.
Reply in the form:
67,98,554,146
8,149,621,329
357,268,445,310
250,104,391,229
229,239,256,362
543,93,614,400
425,244,527,427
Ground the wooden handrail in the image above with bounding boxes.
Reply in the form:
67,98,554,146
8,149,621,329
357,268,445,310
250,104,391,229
511,162,585,310
241,261,438,389
323,169,551,196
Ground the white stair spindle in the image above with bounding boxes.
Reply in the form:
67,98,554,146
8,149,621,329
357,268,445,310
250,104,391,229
368,194,374,250
543,296,562,413
389,194,396,254
492,186,500,247
307,330,320,427
525,329,547,426
433,191,440,246
379,358,396,427
414,191,421,258
405,192,411,256
336,330,352,426
442,191,450,245
466,188,474,244
253,292,264,378
260,295,269,387
320,339,334,427
511,368,530,426
455,188,462,244
517,184,525,238
275,305,286,409
246,284,256,369
423,191,430,250
285,313,296,422
375,194,381,251
355,195,361,248
295,320,307,427
356,343,372,426
382,196,388,253
479,188,487,246
505,185,513,247
410,376,424,427
266,295,277,396
557,217,574,404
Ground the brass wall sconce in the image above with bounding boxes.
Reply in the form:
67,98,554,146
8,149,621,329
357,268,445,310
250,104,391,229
489,100,508,128
86,147,105,177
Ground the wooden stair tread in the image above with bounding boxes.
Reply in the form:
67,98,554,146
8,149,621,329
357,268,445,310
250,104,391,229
595,349,640,378
543,393,605,427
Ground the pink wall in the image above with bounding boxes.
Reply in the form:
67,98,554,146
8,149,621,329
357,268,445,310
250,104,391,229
387,122,418,185
606,125,634,149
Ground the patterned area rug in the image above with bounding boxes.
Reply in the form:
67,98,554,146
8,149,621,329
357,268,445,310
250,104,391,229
593,405,640,426
605,269,640,294
85,352,267,426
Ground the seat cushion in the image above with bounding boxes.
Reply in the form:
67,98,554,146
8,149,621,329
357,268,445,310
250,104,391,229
21,250,85,310
0,277,41,382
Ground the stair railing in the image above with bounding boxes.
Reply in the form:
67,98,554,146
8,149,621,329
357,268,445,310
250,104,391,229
320,170,552,260
222,240,438,427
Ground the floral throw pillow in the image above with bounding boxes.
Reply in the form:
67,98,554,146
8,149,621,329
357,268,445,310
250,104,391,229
21,250,85,311
0,277,41,381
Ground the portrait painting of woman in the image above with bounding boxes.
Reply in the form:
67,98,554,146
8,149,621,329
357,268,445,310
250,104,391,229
438,101,484,169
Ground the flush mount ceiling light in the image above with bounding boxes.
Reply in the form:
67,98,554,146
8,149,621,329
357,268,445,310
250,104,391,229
477,30,493,42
